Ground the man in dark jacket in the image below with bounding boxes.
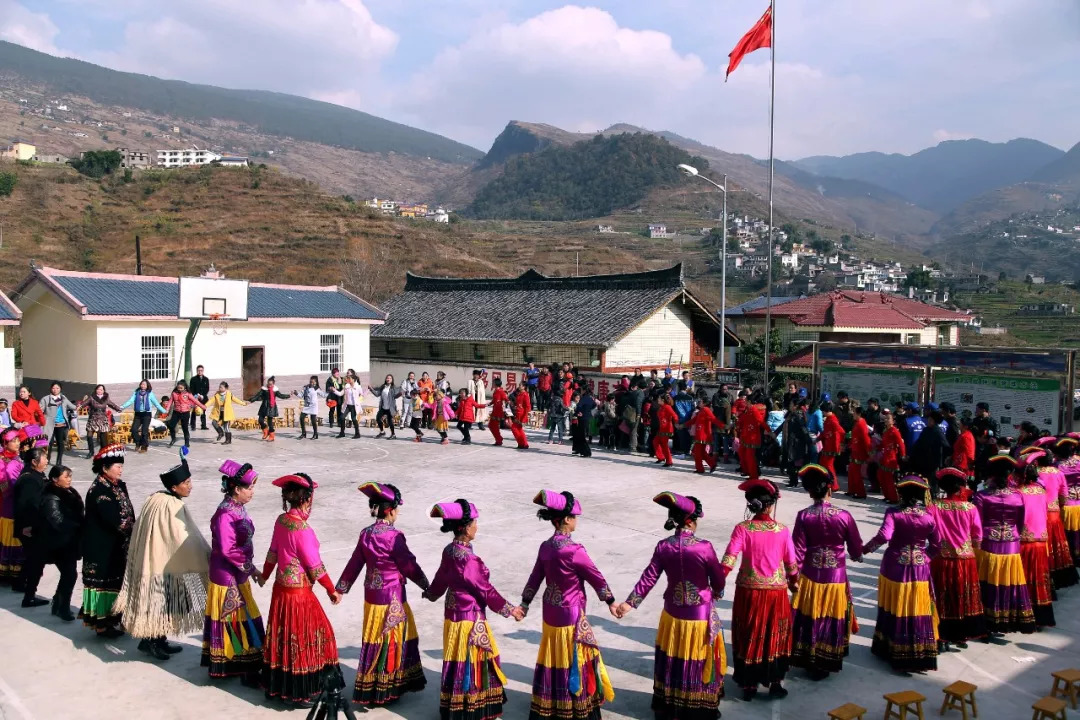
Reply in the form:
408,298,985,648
785,397,812,487
188,365,210,431
673,381,695,456
711,385,733,462
908,410,951,492
572,387,596,457
628,380,646,453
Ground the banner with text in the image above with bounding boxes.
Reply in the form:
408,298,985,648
820,367,923,407
933,372,1062,435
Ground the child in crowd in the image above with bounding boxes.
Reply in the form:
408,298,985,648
0,399,9,429
454,388,482,445
426,389,456,445
599,396,617,449
408,390,424,442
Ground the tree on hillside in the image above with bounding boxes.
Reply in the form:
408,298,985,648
0,171,16,197
817,271,838,291
470,133,700,220
810,237,834,255
70,150,122,178
738,331,785,396
903,268,933,289
727,236,740,254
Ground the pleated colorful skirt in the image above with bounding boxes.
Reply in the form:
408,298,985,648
1062,504,1080,565
1047,511,1079,588
930,556,986,643
440,616,507,720
651,610,725,720
790,575,856,674
1019,542,1056,628
529,618,614,720
731,586,792,689
201,580,266,677
871,573,939,672
353,599,426,706
0,516,22,582
261,585,340,704
975,549,1036,634
79,587,123,630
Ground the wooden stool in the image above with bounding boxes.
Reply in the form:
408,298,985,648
1051,669,1080,709
884,690,927,720
941,681,978,720
282,407,296,428
827,702,867,719
1032,696,1068,720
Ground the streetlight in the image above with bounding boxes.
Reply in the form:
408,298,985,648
679,164,729,370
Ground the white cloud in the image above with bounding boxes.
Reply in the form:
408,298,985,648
392,6,707,149
0,0,61,55
87,0,397,102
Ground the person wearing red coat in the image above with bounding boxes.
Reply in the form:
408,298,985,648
952,416,976,494
454,389,484,445
488,379,509,446
653,396,679,467
511,386,531,449
877,410,905,504
819,403,844,491
10,387,45,428
736,397,768,481
684,400,719,474
847,407,871,499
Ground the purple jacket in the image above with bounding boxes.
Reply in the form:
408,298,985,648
426,541,513,622
792,501,864,584
336,520,429,604
973,488,1025,555
521,532,614,626
624,528,724,621
209,498,256,587
863,505,940,583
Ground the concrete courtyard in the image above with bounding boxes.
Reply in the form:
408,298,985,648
2,422,1077,720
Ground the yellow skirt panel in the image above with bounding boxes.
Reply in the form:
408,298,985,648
792,575,849,621
443,618,507,686
878,575,934,620
1062,505,1080,532
976,549,1028,587
536,622,615,703
656,610,727,683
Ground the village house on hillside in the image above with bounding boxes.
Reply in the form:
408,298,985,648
371,264,739,387
13,266,385,399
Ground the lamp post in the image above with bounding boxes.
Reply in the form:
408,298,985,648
678,163,728,369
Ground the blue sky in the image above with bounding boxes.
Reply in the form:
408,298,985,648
4,0,1078,158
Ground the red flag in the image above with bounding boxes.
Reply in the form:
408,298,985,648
726,7,772,80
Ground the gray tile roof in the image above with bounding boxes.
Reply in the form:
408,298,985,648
0,291,21,322
374,265,699,347
42,272,384,321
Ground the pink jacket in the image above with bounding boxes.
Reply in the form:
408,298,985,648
165,391,207,414
424,397,456,421
720,513,798,591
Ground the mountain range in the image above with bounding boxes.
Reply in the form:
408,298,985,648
2,40,1080,277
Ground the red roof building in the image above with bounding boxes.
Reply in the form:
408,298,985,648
738,291,973,372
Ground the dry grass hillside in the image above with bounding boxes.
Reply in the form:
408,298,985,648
0,163,713,304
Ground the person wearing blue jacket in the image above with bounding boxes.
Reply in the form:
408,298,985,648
673,380,695,457
903,402,927,447
119,379,166,453
806,401,824,462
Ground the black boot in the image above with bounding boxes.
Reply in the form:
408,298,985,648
22,594,49,608
52,592,76,621
223,433,232,445
138,638,171,660
158,637,183,654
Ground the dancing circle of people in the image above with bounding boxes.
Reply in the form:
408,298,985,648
2,416,1079,720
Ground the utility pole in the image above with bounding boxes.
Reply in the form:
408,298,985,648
135,234,142,275
720,174,728,368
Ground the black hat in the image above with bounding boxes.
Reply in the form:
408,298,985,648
976,401,990,411
159,447,192,489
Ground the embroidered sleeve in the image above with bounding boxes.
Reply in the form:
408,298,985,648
305,563,328,584
721,553,737,568
336,539,365,594
574,546,614,604
626,591,646,609
626,545,662,607
521,554,543,606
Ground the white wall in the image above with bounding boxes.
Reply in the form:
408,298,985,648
604,301,692,370
0,347,15,387
20,290,98,384
93,321,374,384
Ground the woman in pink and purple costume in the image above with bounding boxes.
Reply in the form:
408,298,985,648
618,491,726,720
425,499,525,720
521,489,617,720
337,481,430,707
790,464,864,681
201,459,264,684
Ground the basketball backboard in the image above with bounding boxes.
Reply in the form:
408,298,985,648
179,274,249,320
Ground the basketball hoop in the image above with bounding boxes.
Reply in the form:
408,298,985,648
208,313,230,335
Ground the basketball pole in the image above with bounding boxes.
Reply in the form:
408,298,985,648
183,319,202,384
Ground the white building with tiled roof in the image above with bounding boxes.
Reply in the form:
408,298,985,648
13,267,385,399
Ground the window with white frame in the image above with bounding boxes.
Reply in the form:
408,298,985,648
320,334,344,372
141,336,174,381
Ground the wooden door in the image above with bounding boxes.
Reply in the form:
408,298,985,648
242,347,264,400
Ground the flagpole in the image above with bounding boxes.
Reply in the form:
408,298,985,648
762,0,776,398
